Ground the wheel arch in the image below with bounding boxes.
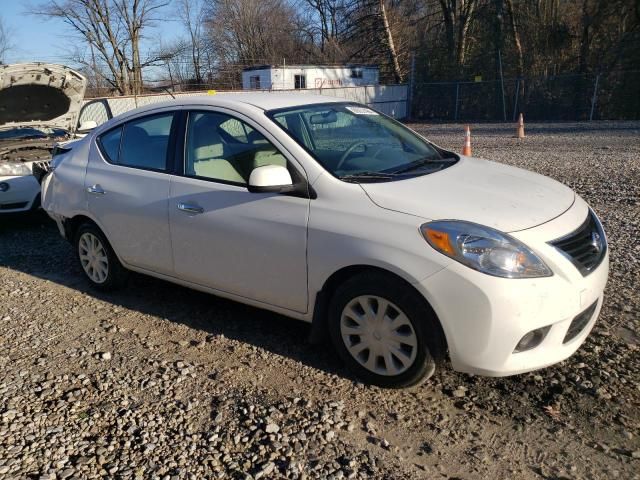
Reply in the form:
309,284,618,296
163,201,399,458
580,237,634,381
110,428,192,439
310,264,448,360
63,214,127,266
63,214,99,242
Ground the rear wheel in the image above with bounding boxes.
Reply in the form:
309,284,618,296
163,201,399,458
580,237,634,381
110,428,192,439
328,272,440,388
74,223,128,290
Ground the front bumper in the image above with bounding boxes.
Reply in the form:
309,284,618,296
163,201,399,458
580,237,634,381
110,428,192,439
0,175,41,213
414,200,609,376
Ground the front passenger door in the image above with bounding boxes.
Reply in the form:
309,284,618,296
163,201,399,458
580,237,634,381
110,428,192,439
169,110,310,313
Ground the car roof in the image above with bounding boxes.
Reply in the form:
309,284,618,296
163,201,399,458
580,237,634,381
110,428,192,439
123,92,345,117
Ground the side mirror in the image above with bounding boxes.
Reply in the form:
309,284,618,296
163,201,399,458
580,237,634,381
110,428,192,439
248,165,293,193
77,120,98,133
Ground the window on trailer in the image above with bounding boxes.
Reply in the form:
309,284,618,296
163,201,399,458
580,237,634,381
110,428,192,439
294,74,306,89
350,68,363,79
250,75,261,89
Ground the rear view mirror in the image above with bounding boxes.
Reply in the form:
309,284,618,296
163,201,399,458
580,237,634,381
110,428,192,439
78,120,98,133
309,110,337,125
248,165,293,193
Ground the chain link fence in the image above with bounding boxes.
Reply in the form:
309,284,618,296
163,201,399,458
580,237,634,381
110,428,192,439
411,70,640,122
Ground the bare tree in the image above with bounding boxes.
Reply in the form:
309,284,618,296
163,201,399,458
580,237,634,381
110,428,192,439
438,0,478,72
342,1,408,82
379,0,402,82
302,0,345,58
177,0,207,85
32,0,169,95
0,15,13,63
204,0,307,87
504,0,524,77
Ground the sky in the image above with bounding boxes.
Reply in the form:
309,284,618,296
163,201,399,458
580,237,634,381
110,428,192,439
2,0,182,66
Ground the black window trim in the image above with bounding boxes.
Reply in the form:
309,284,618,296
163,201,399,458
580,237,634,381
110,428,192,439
176,108,316,198
95,111,180,175
77,98,113,131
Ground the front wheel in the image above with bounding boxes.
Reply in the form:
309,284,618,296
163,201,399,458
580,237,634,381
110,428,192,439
74,223,128,291
328,272,441,388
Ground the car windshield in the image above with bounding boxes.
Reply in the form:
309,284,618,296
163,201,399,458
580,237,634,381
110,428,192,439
0,126,68,141
267,103,456,181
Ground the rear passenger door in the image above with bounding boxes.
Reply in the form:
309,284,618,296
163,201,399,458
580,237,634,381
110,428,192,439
169,109,310,313
85,110,178,275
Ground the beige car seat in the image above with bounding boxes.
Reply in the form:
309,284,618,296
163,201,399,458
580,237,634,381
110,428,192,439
188,114,246,183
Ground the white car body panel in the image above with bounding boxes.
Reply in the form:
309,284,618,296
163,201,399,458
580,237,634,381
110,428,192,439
360,156,576,232
416,195,608,375
42,93,609,377
169,174,309,312
0,175,41,212
85,146,174,275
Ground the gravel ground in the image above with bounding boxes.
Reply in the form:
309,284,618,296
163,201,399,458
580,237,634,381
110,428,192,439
1,121,639,480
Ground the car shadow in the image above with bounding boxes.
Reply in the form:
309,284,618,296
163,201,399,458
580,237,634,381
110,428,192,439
0,213,352,383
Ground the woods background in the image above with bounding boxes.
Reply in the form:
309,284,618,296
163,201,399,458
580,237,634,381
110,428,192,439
3,0,639,120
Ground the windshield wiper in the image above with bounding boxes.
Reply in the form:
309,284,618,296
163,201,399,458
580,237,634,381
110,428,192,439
340,171,397,182
390,156,457,175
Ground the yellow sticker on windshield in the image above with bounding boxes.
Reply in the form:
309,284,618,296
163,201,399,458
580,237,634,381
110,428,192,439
345,106,378,115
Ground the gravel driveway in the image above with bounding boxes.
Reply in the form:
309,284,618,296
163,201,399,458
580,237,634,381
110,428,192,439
1,121,639,479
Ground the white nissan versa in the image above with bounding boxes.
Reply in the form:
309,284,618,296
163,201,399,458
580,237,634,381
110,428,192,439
42,94,609,387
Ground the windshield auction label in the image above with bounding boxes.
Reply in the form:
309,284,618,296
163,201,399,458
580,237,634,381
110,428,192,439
345,106,379,115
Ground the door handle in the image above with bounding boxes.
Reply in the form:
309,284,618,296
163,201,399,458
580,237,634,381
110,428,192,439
87,184,105,195
177,202,204,214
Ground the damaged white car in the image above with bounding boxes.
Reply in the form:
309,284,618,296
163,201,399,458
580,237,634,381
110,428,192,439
0,63,87,214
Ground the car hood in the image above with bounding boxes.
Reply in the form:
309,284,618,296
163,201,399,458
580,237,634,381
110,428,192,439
360,156,575,232
0,63,87,132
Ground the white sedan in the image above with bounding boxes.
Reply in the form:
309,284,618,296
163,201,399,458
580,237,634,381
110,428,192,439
42,94,608,387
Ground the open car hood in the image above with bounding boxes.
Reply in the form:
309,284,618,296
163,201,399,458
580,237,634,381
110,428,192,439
0,63,87,132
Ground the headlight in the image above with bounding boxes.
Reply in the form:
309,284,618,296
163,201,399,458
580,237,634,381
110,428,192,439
421,221,552,278
0,162,32,177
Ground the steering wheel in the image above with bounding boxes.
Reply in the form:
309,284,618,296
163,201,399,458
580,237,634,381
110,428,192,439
336,142,383,170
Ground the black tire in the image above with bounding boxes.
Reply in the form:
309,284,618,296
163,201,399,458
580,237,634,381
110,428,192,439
328,272,442,388
74,223,129,291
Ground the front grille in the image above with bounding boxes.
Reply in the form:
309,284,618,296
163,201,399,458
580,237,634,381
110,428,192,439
549,211,607,276
0,201,28,210
564,301,598,344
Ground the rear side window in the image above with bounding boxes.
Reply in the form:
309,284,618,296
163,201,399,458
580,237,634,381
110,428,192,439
119,114,174,171
97,113,174,171
98,127,122,163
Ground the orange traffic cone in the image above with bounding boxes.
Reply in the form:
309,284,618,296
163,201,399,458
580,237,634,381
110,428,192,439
462,125,472,156
516,113,525,138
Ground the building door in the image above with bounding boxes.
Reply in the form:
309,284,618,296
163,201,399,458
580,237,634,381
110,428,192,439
294,74,306,89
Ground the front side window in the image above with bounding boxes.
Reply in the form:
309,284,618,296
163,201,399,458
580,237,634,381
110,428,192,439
185,111,287,185
268,103,456,181
118,113,174,171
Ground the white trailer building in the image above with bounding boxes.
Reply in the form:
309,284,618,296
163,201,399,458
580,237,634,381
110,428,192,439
242,64,379,90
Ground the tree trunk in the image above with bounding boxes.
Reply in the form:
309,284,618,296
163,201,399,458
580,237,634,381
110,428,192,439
379,0,403,83
505,0,524,77
439,0,456,68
